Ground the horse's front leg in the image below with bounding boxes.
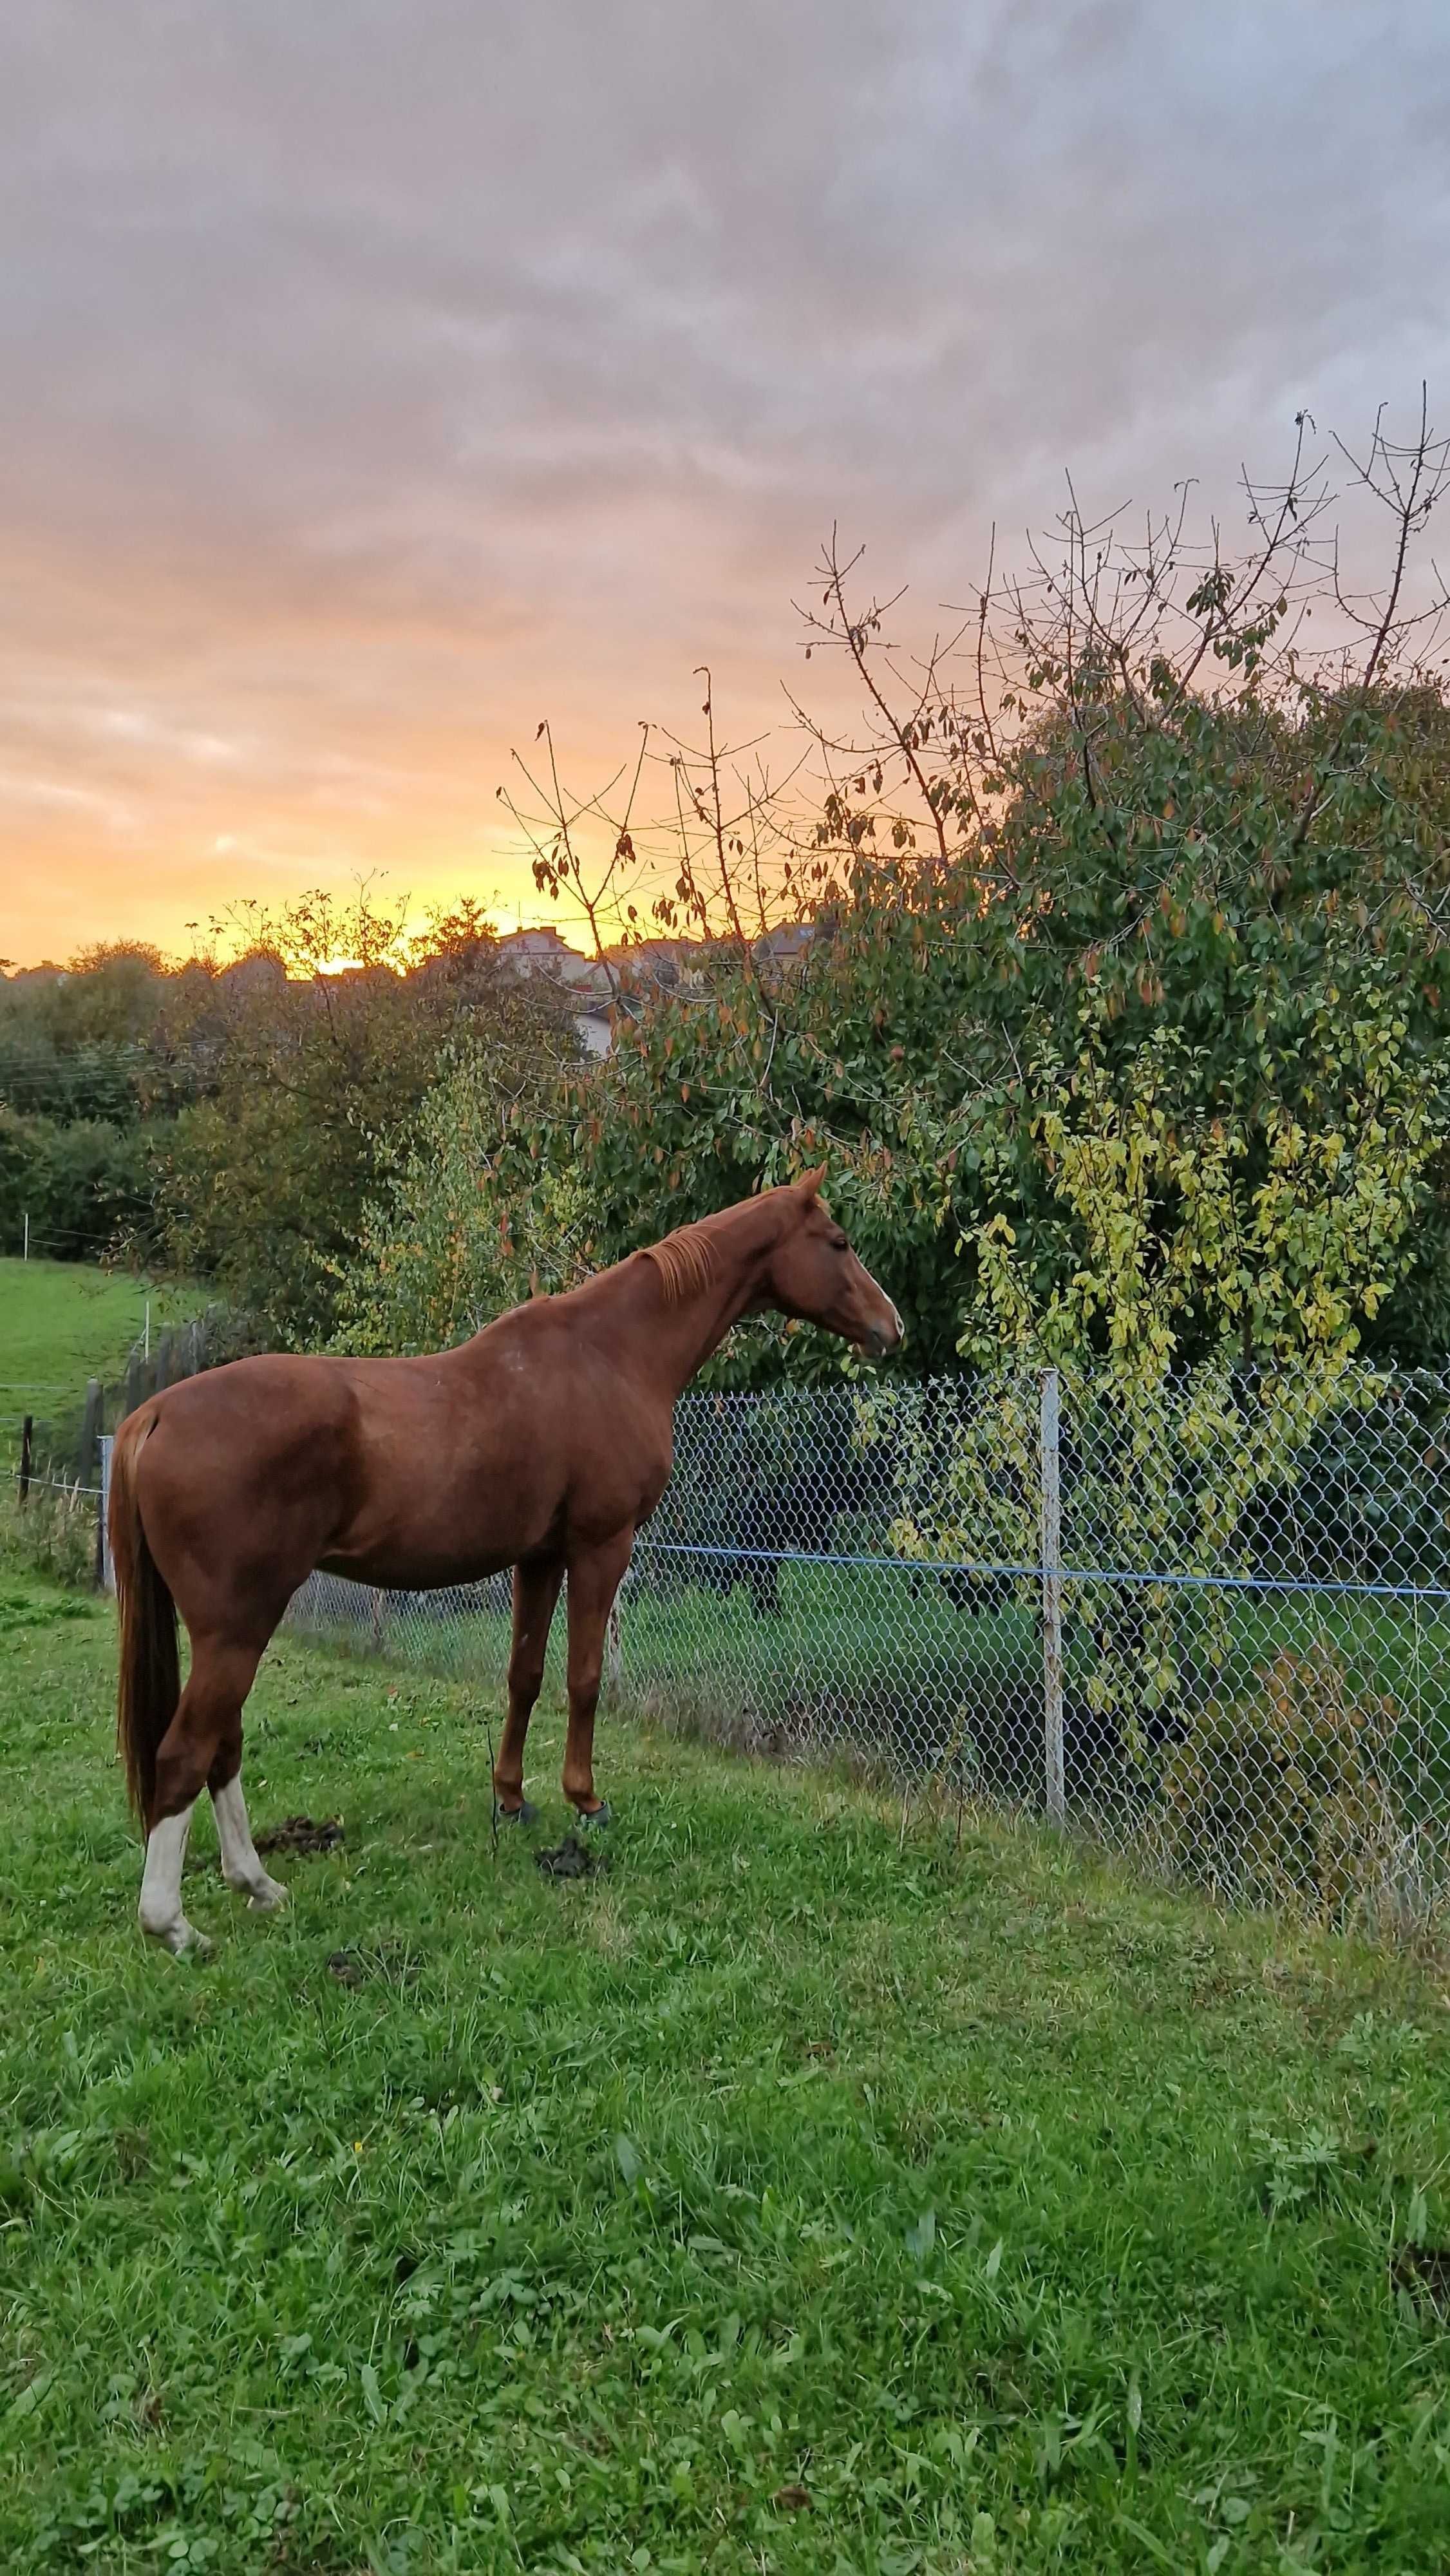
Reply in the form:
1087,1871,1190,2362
561,1530,634,1822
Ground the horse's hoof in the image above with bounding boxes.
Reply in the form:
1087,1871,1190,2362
245,1875,288,1913
493,1798,539,1829
577,1801,612,1832
142,1915,211,1960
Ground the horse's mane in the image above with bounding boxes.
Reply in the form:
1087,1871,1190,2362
641,1214,720,1307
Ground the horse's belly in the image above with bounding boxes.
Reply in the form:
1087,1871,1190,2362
315,1540,520,1590
319,1501,560,1590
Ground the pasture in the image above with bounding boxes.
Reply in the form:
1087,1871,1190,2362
0,1260,198,1463
2,1587,1449,2571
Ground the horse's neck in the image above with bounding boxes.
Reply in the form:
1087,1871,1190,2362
614,1203,778,1395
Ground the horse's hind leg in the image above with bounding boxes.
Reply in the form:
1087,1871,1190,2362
561,1531,634,1821
139,1637,269,1955
209,1716,287,1915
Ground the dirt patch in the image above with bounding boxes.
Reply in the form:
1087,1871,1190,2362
1393,2243,1450,2313
256,1814,344,1857
535,1835,610,1881
326,1938,422,1991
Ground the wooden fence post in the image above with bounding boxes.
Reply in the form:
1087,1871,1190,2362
1040,1369,1066,1827
19,1415,32,1506
77,1379,102,1490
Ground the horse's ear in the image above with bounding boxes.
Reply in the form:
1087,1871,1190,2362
796,1162,827,1199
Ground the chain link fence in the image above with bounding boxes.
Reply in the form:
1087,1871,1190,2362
281,1363,1450,1930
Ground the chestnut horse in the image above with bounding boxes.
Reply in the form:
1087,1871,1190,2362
109,1169,901,1953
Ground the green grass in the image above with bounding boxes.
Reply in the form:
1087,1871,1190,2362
3,1589,1450,2572
0,1260,199,1455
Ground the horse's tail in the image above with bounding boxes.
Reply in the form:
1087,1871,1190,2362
110,1410,179,1824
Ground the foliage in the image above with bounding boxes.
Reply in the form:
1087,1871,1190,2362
0,945,167,1128
1,900,578,1344
155,893,581,1345
324,411,1450,1804
0,1108,157,1265
343,404,1450,1397
1159,1646,1404,1924
0,1487,97,1591
332,1039,590,1354
901,974,1437,1760
4,1600,1450,2568
1272,1373,1450,1584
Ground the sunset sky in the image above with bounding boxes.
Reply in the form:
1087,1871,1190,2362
5,0,1450,965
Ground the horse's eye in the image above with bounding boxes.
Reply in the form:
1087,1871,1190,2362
829,1233,849,1252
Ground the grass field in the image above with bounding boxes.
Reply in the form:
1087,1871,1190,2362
0,1260,199,1461
2,1586,1450,2571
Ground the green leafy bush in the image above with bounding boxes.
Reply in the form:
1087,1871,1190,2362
1158,1646,1402,1923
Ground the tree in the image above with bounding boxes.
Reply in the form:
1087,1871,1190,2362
339,399,1450,1389
157,892,579,1346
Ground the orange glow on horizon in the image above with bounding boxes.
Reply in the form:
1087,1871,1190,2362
3,853,615,974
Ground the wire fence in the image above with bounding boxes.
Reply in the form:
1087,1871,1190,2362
278,1363,1450,1932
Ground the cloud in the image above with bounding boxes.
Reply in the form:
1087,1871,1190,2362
2,0,1449,955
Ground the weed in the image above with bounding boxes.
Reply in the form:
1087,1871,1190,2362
0,1488,97,1592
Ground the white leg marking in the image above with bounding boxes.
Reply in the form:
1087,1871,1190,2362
138,1804,208,1956
212,1777,288,1912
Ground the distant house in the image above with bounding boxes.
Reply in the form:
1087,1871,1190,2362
495,914,822,1057
496,925,614,1057
496,926,587,980
755,921,816,970
218,949,289,995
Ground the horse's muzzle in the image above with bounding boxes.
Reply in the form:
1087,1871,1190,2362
860,1307,905,1361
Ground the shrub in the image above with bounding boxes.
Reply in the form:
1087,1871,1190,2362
0,1484,99,1591
1157,1645,1402,1924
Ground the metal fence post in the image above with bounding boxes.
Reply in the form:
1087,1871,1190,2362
1040,1368,1066,1826
605,1600,623,1692
99,1435,115,1592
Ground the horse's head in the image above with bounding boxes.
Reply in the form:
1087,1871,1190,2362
760,1166,904,1359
